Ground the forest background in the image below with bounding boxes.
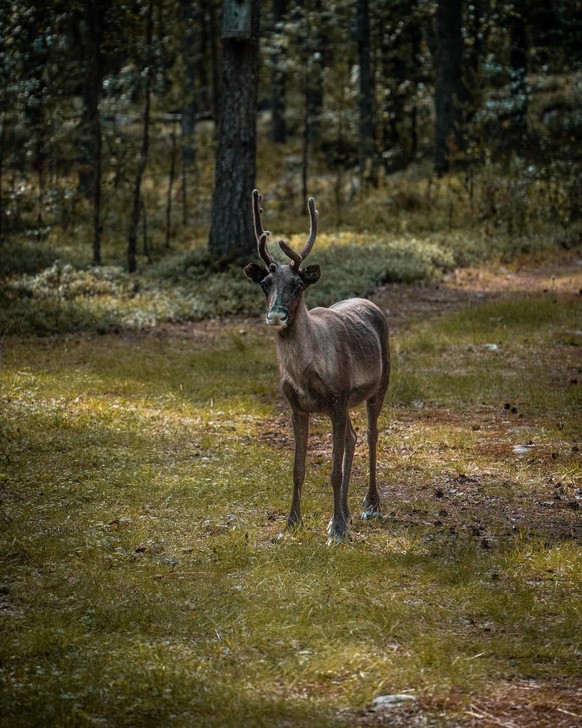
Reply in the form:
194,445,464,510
0,0,581,335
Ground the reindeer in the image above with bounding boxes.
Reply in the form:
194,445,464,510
244,190,390,542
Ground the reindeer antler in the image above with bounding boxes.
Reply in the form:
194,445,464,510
252,189,275,267
279,197,319,269
301,197,318,260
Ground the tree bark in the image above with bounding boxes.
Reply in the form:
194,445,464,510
509,4,529,133
180,0,197,172
128,0,154,273
300,0,325,146
271,0,287,143
208,0,259,257
434,0,468,175
356,0,376,186
79,0,108,265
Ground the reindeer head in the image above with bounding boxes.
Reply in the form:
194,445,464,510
244,189,321,330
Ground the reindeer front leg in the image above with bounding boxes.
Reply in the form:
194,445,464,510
328,409,350,543
287,409,309,531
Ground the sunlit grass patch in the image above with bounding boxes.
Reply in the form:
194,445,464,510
391,296,582,423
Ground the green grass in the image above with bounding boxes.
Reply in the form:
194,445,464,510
1,287,581,726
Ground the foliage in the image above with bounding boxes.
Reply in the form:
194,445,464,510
0,0,581,263
1,276,581,725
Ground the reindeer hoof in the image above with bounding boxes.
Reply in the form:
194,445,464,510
327,519,349,544
327,533,348,546
285,516,303,533
361,507,382,521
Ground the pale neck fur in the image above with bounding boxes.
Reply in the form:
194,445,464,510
273,300,318,378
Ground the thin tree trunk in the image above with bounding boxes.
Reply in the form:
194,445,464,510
434,0,468,175
180,0,196,227
301,68,309,211
211,2,220,124
0,113,5,241
297,0,324,146
180,0,196,169
92,117,102,265
356,0,376,186
509,6,529,135
208,0,259,257
141,196,151,262
165,129,177,248
271,0,287,143
128,0,154,273
79,0,107,265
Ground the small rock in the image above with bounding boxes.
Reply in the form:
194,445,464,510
513,445,534,454
372,694,417,711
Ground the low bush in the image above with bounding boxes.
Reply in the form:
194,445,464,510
1,222,577,336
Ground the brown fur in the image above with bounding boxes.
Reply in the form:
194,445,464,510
245,191,390,541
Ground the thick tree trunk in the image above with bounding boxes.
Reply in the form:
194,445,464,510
208,0,259,257
434,0,468,175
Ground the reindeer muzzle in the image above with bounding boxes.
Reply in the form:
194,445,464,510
266,307,288,329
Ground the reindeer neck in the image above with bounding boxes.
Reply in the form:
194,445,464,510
274,299,316,369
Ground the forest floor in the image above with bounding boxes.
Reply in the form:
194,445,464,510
1,249,580,727
170,250,582,726
242,251,582,727
350,252,582,726
373,250,582,333
140,250,582,727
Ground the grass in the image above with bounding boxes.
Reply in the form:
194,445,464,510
1,266,581,725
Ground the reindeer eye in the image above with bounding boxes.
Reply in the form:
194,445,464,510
260,277,272,292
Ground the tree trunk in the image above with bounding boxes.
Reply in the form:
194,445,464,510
509,5,529,134
356,0,376,186
303,0,325,146
166,128,177,248
271,0,287,143
208,0,259,257
434,0,468,175
180,0,197,171
79,0,108,265
128,0,154,273
0,114,5,241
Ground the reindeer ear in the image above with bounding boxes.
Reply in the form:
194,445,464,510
244,263,268,283
300,264,321,286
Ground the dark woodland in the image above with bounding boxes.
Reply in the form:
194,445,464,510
0,0,580,275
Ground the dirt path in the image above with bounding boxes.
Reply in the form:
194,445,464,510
372,251,582,332
147,251,581,344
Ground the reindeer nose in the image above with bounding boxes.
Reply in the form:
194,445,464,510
266,307,288,328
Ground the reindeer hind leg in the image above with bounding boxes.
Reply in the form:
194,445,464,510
341,413,357,523
362,394,384,519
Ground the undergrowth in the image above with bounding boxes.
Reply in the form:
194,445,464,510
1,220,578,336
